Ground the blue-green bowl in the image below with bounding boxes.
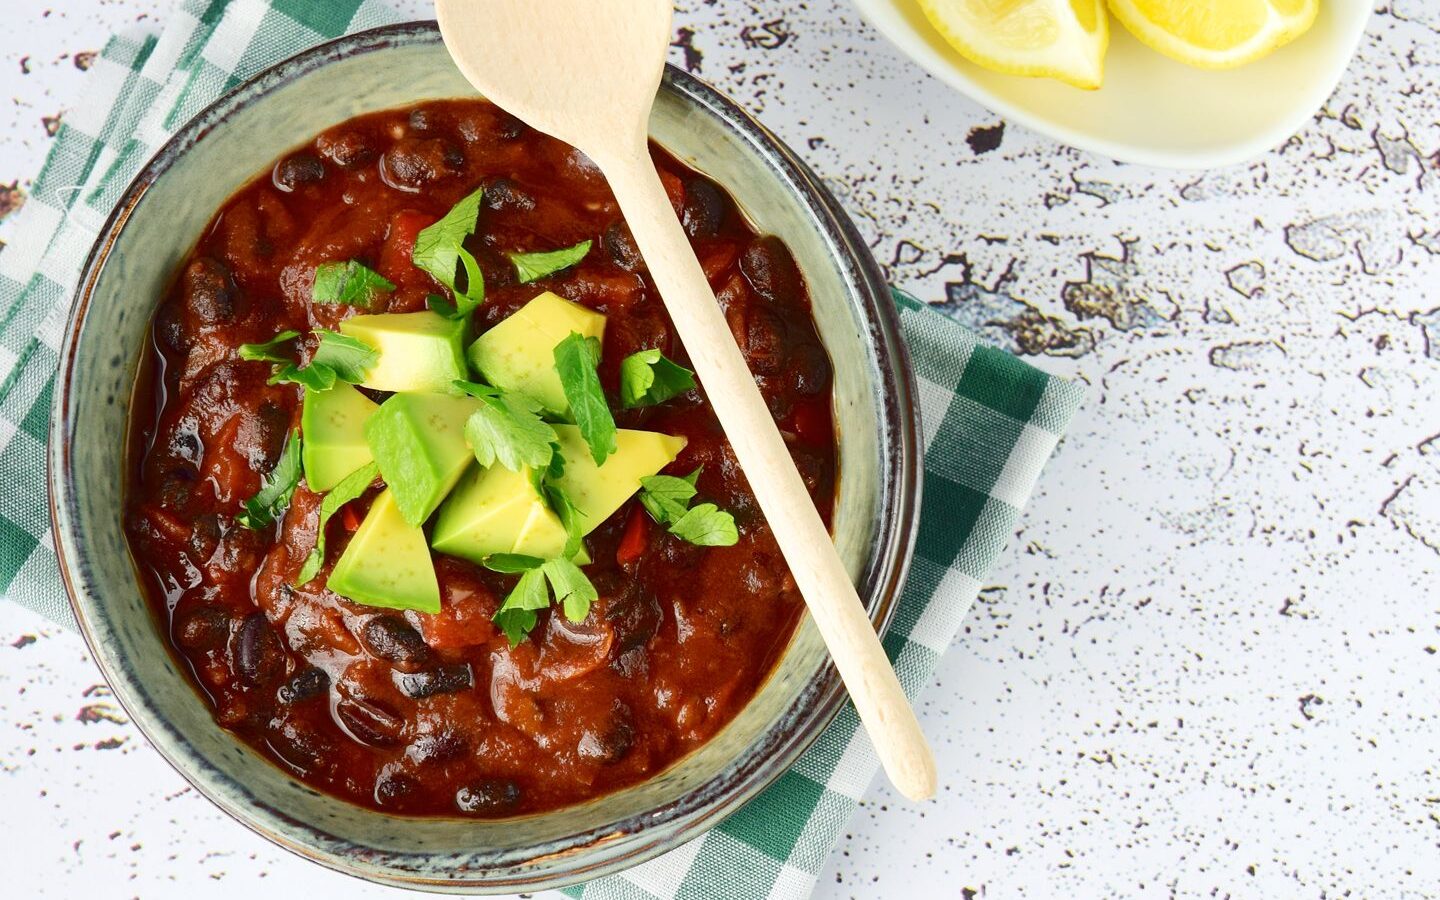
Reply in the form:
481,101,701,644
50,22,920,894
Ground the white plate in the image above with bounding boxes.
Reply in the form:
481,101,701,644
850,0,1372,169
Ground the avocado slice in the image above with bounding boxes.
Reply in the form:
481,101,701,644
551,424,686,534
467,291,606,414
328,489,440,614
364,392,481,526
431,463,569,563
339,311,467,394
301,383,379,493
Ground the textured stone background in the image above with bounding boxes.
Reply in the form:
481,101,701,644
2,1,1438,897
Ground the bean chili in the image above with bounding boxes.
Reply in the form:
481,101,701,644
124,99,836,816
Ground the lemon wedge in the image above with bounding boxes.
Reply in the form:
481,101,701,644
917,0,1109,90
1106,0,1318,69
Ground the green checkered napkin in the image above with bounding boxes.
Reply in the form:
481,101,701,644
0,1,1083,896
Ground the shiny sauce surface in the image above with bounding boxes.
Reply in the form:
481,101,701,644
124,99,836,816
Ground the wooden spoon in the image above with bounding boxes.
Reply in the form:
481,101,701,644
435,0,937,801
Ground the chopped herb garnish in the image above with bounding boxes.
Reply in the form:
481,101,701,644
311,260,394,307
454,380,558,472
296,461,378,585
250,329,376,392
619,348,696,408
236,430,303,530
309,330,377,383
637,467,738,547
425,292,457,318
544,482,586,558
637,468,700,523
483,552,599,645
667,503,739,546
553,332,616,465
238,330,300,363
491,567,550,646
412,187,485,318
508,239,592,283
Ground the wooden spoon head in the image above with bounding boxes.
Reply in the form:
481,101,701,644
435,0,673,159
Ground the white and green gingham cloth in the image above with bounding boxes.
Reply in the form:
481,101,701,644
0,1,1084,897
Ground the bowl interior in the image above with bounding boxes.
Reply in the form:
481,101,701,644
852,0,1371,168
53,26,910,891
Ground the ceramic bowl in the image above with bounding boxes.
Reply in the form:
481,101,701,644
49,21,920,894
851,0,1372,168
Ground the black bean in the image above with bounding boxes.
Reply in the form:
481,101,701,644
335,696,406,747
454,778,522,815
406,729,468,765
315,129,376,169
187,513,221,563
265,718,333,773
156,464,199,510
604,221,645,272
175,606,229,651
381,137,462,189
787,341,830,396
273,153,325,190
278,667,330,704
374,770,419,807
360,615,432,672
182,257,235,325
607,582,662,655
154,301,187,354
234,401,290,473
231,612,285,687
744,307,788,375
681,178,726,238
407,107,434,131
395,663,473,699
577,712,634,765
481,177,535,212
497,113,526,140
739,235,803,305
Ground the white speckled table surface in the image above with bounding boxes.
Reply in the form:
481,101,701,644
3,1,1438,897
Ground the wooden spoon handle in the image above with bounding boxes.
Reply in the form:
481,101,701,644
600,145,937,802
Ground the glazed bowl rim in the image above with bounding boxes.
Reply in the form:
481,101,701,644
49,20,922,893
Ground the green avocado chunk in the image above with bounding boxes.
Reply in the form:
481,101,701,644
364,392,481,526
550,424,686,534
327,489,440,613
467,291,605,414
339,311,467,394
301,382,378,493
431,463,569,564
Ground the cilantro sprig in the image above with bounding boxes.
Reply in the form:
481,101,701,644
619,348,696,408
236,430,303,530
268,329,377,391
637,468,738,547
412,187,485,318
296,461,378,585
483,554,598,645
553,332,616,465
453,380,559,472
508,239,592,284
238,330,300,363
312,260,394,307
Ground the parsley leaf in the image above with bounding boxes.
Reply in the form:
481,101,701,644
667,502,739,546
412,187,485,318
638,469,700,523
482,553,545,574
311,260,394,307
310,330,377,382
425,292,457,318
553,332,616,465
542,557,597,622
454,380,558,472
236,430,303,530
270,361,337,391
491,567,550,646
296,461,378,585
544,482,586,559
238,330,300,363
637,467,737,547
508,239,592,283
619,348,696,408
